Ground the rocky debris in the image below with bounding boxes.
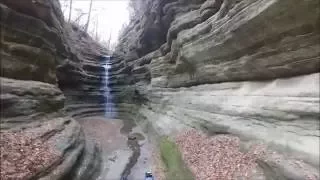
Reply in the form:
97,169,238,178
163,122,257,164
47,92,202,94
175,129,320,180
0,117,87,180
0,131,60,180
176,129,266,180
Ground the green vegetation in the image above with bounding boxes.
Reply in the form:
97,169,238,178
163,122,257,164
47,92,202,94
159,137,194,180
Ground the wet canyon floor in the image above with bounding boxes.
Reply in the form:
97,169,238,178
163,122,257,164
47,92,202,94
77,116,153,180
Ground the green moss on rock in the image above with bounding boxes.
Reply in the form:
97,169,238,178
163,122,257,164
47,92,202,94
159,137,194,180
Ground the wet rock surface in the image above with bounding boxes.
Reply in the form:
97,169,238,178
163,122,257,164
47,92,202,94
77,117,152,180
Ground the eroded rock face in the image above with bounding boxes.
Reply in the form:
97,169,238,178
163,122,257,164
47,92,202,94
0,3,63,84
0,0,104,179
115,0,320,88
113,0,320,178
57,25,110,118
1,77,65,119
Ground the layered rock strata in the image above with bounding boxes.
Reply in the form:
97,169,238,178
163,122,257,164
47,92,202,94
57,24,110,118
112,0,320,178
0,0,105,179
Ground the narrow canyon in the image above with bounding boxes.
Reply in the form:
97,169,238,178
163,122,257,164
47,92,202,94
0,0,319,180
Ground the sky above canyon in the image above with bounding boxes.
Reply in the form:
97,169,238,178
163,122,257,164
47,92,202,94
60,0,130,46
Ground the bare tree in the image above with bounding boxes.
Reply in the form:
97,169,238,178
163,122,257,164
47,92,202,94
68,0,73,22
74,11,87,24
106,32,112,50
61,0,68,14
85,0,93,32
95,17,99,41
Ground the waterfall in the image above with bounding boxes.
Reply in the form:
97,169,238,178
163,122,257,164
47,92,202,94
103,55,116,118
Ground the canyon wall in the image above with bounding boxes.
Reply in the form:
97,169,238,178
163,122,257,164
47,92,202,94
0,0,106,179
1,0,319,179
112,0,320,177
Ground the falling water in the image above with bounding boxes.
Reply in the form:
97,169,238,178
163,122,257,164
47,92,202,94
103,55,116,118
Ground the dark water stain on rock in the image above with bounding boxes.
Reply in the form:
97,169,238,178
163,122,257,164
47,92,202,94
120,119,137,135
128,132,146,141
120,132,145,180
119,118,147,179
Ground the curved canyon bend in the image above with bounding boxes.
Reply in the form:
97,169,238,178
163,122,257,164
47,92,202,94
0,0,319,180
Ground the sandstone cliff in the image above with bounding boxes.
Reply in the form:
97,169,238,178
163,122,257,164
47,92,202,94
1,0,319,179
113,0,320,178
0,0,106,179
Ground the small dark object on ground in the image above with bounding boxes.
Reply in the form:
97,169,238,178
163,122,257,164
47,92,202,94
145,171,154,180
